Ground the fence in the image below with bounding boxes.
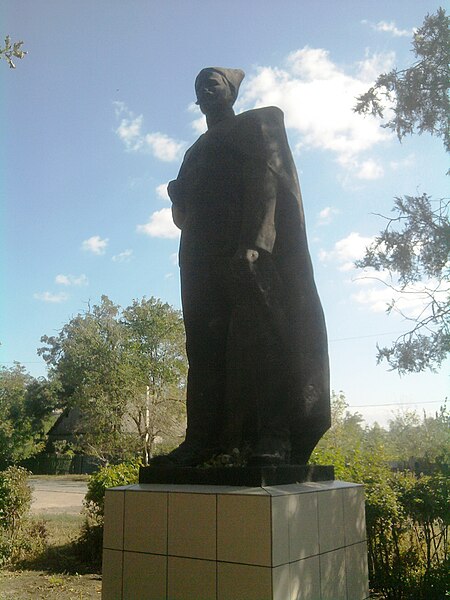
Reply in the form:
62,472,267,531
20,454,101,475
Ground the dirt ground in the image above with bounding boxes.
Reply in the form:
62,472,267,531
0,570,102,599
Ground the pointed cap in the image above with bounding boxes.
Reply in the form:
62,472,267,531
195,67,245,103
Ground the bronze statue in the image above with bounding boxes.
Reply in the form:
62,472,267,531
156,67,330,467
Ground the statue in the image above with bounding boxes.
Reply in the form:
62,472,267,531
155,67,330,467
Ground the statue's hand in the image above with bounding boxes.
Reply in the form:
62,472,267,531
231,248,260,279
172,205,185,229
167,180,180,202
236,248,259,263
168,169,205,203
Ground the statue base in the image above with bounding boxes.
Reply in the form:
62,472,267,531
139,463,334,486
102,478,369,599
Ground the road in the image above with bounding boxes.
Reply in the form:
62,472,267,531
29,477,88,514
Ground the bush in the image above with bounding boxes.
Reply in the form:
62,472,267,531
0,466,47,566
75,461,140,568
84,461,140,523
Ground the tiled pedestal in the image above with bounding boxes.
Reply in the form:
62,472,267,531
102,480,369,600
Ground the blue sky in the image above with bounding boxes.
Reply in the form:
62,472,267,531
1,1,448,426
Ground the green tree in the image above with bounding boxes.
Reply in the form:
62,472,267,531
313,393,449,598
39,295,187,465
0,35,27,69
0,364,56,467
311,391,367,477
356,194,449,373
354,8,449,152
354,8,450,373
387,404,449,465
121,298,187,464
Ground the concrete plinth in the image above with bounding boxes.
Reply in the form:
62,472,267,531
102,480,369,600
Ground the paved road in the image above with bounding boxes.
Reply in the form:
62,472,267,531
29,478,88,514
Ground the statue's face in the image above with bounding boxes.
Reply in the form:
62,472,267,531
195,71,234,115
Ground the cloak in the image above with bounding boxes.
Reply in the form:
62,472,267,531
170,107,330,462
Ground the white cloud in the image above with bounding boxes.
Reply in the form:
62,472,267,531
170,252,179,266
115,103,185,162
320,232,375,271
112,249,133,263
113,100,127,117
352,285,394,313
191,115,207,135
317,206,339,225
145,132,185,162
156,183,170,201
356,159,384,180
362,19,415,38
116,115,144,151
81,235,109,255
137,208,180,239
355,50,396,82
235,47,394,181
55,274,88,286
352,278,449,316
34,291,69,303
188,102,207,135
389,154,415,171
321,229,449,318
164,272,174,279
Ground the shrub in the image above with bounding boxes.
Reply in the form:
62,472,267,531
0,466,47,566
84,461,140,523
75,461,140,568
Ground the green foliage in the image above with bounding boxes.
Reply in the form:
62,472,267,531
354,8,450,374
388,404,450,465
75,461,140,569
356,195,449,373
0,363,57,467
39,295,187,465
0,35,27,69
313,393,449,599
0,466,47,566
0,466,31,531
84,461,140,522
354,8,450,152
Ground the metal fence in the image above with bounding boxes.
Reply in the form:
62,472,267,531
19,454,101,475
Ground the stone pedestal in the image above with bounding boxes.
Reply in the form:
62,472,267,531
102,480,369,600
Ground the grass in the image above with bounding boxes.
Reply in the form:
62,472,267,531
28,474,90,482
1,513,102,599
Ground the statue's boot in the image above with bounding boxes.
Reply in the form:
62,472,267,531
248,436,291,467
150,440,218,468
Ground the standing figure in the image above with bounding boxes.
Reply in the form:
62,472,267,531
158,67,330,467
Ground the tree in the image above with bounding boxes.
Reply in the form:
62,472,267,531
354,8,449,152
121,298,188,464
313,393,449,598
355,194,449,373
0,35,27,69
387,403,450,465
39,295,187,465
311,391,367,477
354,8,450,373
0,364,56,467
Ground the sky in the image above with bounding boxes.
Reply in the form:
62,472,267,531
1,0,448,427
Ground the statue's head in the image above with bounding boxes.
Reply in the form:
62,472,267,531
195,67,245,115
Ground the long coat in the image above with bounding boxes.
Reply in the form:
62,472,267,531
170,107,330,462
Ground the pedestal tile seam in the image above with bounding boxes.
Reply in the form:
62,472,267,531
215,493,218,600
110,539,366,562
166,490,169,600
270,496,274,598
121,491,125,600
